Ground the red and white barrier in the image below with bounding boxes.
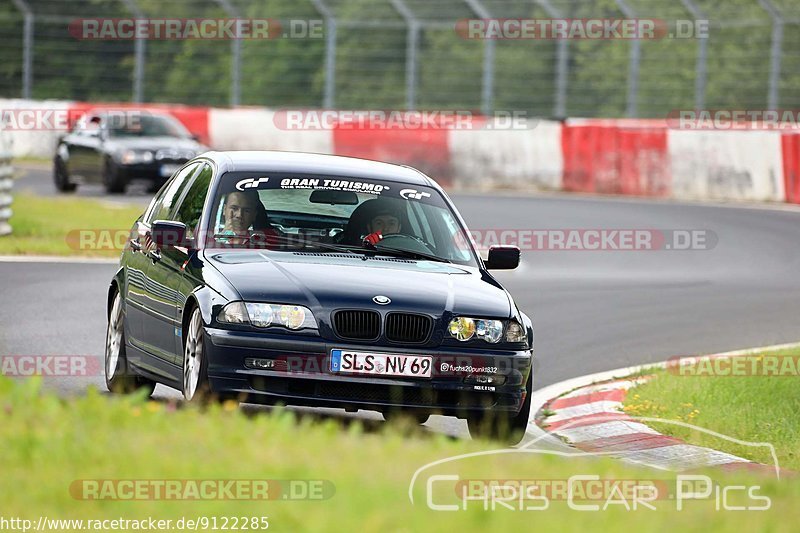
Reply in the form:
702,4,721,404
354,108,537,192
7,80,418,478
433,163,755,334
668,130,784,202
781,133,800,204
208,108,332,154
0,99,73,159
561,119,669,196
4,98,800,206
449,119,563,191
538,377,772,473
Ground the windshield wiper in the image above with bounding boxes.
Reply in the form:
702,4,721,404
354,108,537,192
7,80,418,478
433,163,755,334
372,245,452,264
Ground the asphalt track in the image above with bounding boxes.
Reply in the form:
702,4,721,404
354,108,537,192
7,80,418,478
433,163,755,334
4,166,800,437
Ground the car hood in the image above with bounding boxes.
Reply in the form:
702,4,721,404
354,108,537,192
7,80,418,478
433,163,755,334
205,251,512,318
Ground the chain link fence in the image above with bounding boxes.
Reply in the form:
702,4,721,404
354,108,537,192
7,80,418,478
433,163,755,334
0,0,798,117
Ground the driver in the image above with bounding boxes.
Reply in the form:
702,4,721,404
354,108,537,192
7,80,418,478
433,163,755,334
362,202,403,247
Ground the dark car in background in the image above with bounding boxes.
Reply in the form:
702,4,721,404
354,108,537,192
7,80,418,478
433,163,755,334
54,110,207,194
105,151,534,442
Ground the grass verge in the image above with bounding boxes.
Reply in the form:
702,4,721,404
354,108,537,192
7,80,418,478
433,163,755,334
1,376,799,531
0,194,141,257
623,347,800,470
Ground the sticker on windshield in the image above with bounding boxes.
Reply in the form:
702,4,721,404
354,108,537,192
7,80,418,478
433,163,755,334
236,177,270,191
279,177,388,195
400,188,431,201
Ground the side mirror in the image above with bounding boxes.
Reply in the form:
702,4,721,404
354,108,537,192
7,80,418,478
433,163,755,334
485,245,520,270
151,220,191,248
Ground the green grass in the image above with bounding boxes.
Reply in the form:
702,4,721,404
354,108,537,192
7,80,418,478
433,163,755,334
1,376,799,532
0,194,143,257
623,347,800,470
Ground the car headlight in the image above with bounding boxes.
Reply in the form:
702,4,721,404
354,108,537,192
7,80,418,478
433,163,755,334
504,321,527,343
217,301,316,331
448,317,477,341
447,317,526,344
119,149,154,164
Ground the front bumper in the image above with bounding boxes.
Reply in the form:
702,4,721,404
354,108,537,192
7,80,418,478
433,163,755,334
204,328,533,417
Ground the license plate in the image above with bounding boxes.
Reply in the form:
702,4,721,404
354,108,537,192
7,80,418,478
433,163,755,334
330,349,432,378
159,164,180,177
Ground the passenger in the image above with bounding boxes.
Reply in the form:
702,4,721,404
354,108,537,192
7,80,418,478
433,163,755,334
217,190,277,246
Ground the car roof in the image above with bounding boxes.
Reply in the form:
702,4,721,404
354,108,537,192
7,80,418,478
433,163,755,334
201,150,436,187
87,109,171,118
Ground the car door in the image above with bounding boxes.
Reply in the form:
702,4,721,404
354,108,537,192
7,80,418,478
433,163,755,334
137,162,201,365
124,186,171,350
166,163,214,358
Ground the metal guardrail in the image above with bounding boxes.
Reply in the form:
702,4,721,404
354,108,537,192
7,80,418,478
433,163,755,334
0,149,12,237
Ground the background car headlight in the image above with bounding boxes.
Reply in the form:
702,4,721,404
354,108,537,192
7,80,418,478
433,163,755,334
448,317,504,343
119,149,154,164
218,301,316,331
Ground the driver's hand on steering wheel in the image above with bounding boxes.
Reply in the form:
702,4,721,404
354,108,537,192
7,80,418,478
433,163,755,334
363,230,383,248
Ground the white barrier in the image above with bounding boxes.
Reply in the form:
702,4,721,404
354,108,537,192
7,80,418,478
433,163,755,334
208,108,334,154
0,98,73,159
448,119,563,191
668,130,785,202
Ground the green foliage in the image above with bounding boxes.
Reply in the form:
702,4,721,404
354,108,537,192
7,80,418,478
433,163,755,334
0,0,795,116
2,375,800,531
623,347,800,470
0,193,143,257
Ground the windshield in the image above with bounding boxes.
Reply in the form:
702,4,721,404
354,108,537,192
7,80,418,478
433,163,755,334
204,172,479,267
107,114,191,138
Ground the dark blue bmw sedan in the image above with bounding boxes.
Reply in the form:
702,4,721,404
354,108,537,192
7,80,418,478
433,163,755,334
105,151,533,442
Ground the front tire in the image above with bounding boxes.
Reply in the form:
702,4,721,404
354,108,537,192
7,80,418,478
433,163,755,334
183,307,214,403
103,158,127,194
467,372,532,445
105,291,156,396
53,156,77,192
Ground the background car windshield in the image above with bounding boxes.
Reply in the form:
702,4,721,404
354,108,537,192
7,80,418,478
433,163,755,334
208,172,478,266
108,114,190,138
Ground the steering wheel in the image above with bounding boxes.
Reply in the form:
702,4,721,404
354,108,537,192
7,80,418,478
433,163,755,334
376,233,434,254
